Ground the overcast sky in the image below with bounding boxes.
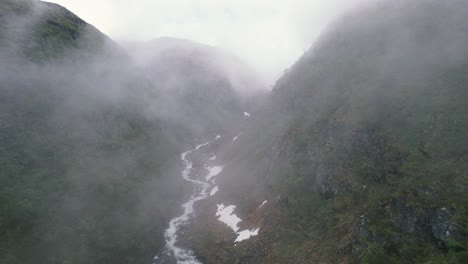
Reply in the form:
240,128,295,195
47,0,368,84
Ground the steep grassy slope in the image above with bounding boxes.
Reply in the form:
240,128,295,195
0,1,184,263
197,1,468,263
0,1,262,263
0,68,187,263
0,0,117,61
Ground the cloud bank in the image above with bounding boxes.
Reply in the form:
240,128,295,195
47,0,370,84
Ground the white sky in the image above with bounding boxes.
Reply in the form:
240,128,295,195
46,0,367,84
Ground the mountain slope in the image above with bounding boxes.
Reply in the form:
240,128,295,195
0,0,118,61
191,1,468,263
125,37,266,137
0,1,263,263
0,1,180,263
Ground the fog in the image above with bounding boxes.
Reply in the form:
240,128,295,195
47,0,371,84
0,1,265,262
2,0,467,263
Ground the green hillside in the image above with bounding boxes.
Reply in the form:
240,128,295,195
1,0,467,263
199,1,468,263
0,1,258,263
0,1,183,263
0,0,117,61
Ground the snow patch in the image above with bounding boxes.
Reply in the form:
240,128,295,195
244,112,250,117
209,155,216,160
216,203,261,243
193,142,209,152
210,186,219,196
232,133,242,141
235,228,259,242
205,166,223,181
258,200,268,209
216,204,242,232
215,135,221,140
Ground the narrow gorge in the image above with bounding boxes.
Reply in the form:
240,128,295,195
1,0,467,264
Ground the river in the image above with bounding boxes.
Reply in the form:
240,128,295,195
154,140,213,264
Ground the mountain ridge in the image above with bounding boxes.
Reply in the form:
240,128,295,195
0,1,263,263
1,0,467,263
185,0,468,263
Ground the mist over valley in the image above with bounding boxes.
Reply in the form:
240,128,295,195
1,0,467,263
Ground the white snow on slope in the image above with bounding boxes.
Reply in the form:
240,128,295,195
194,142,209,151
216,204,242,232
233,133,241,141
209,155,216,160
210,186,219,196
205,166,223,181
244,112,250,117
215,135,221,140
258,200,268,209
216,203,260,243
235,228,259,242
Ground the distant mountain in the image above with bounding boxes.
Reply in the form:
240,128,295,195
190,0,468,263
0,1,264,263
124,37,267,136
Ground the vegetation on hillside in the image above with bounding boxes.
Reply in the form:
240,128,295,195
1,0,467,263
0,1,260,263
206,1,468,263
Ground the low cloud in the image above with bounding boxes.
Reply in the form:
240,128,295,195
47,0,371,85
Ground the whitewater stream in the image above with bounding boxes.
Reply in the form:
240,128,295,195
154,141,212,264
154,130,259,264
